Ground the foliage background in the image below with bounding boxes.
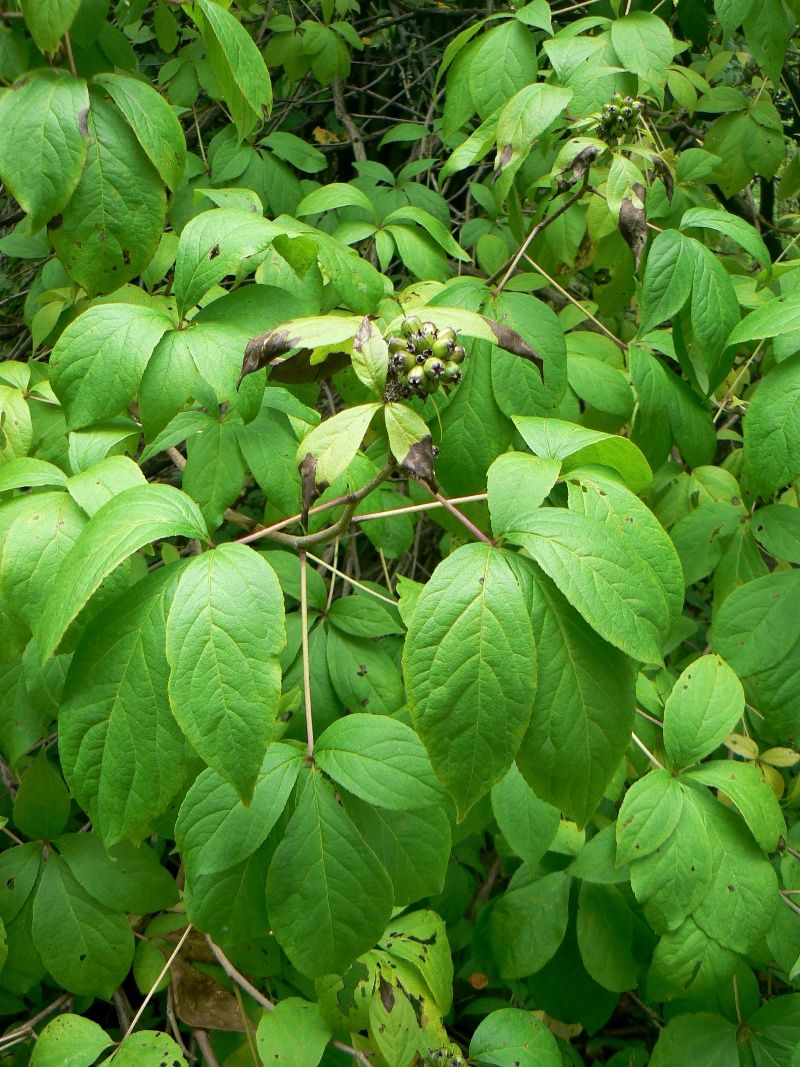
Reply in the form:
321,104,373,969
1,0,800,1064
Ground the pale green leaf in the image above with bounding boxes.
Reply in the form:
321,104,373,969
36,484,208,662
616,769,683,867
469,1006,561,1067
488,452,560,538
94,72,186,191
20,0,81,53
0,70,89,230
113,1032,188,1067
296,403,380,486
684,760,786,852
29,1014,112,1067
384,402,431,469
256,998,332,1067
663,654,744,769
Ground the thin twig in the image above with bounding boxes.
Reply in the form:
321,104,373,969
490,171,591,295
306,551,398,605
331,76,367,162
354,492,488,522
300,551,314,758
205,937,372,1066
167,445,187,470
631,732,666,771
0,993,72,1051
422,482,491,544
193,1030,220,1067
63,32,78,78
121,924,193,1042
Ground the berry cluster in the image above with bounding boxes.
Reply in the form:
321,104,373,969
424,1050,466,1067
599,93,644,143
387,316,466,399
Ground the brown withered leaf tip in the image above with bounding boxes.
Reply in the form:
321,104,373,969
237,329,296,388
556,144,599,192
619,184,647,269
486,319,543,368
651,157,674,202
299,453,326,521
400,435,438,488
353,315,371,351
493,143,514,181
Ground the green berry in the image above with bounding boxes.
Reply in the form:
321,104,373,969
431,338,452,360
388,336,407,354
420,320,437,341
443,361,462,383
437,326,457,346
423,357,445,379
406,366,425,389
401,315,422,336
449,344,466,364
401,351,417,372
620,105,634,120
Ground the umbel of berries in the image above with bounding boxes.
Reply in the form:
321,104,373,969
385,316,467,400
599,93,644,143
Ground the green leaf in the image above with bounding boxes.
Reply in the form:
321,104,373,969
67,456,146,518
751,504,800,563
51,91,166,296
173,209,277,316
639,230,695,336
326,594,403,638
491,763,560,868
512,563,635,826
0,843,44,925
712,570,800,676
743,355,800,496
50,303,173,430
404,543,537,818
743,0,794,85
492,84,573,201
728,289,800,348
610,12,673,92
508,508,668,663
325,627,404,715
566,469,684,628
36,483,208,662
31,852,134,998
12,752,70,840
487,452,560,538
183,415,247,530
297,182,377,217
384,206,471,262
191,0,271,140
183,847,270,945
469,1006,561,1067
663,655,744,769
630,787,713,933
648,916,738,1001
384,402,431,471
0,70,89,230
343,795,450,907
689,789,778,953
576,883,638,993
685,241,740,392
714,0,756,37
368,983,419,1067
352,317,388,394
489,869,570,979
684,760,786,853
266,771,394,978
59,565,187,847
296,403,380,486
56,833,178,915
316,714,444,811
166,542,285,802
513,416,653,494
378,909,453,1014
174,743,303,876
616,769,683,867
747,995,800,1065
29,1014,113,1067
256,998,332,1067
20,0,81,53
649,1013,739,1067
113,1032,188,1067
93,72,186,191
681,207,771,269
0,457,67,494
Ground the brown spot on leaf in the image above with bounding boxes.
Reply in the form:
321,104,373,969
378,976,395,1012
353,315,371,352
237,330,296,388
400,435,438,486
269,348,350,384
49,214,63,230
78,107,89,137
98,231,105,243
493,143,514,180
650,156,674,202
209,243,220,259
122,249,131,264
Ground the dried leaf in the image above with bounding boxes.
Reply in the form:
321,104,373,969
171,957,245,1032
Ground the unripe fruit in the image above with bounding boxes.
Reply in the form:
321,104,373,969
412,333,430,355
406,366,425,389
388,336,407,354
401,315,422,336
431,338,452,360
420,320,437,341
390,352,407,371
415,351,428,365
443,361,462,383
402,350,417,372
437,326,457,346
423,357,445,379
449,344,466,364
620,105,634,120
